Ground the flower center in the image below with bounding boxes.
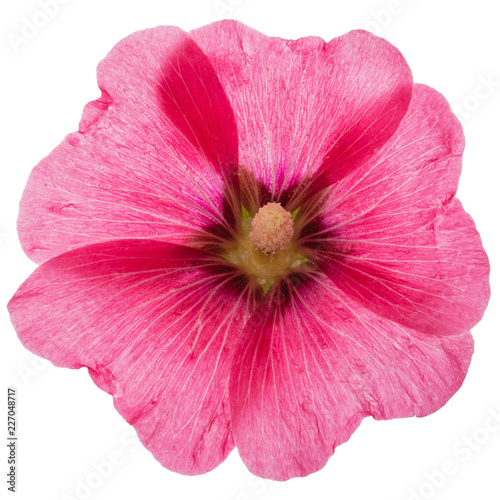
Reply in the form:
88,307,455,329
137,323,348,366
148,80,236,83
225,202,308,291
249,202,294,255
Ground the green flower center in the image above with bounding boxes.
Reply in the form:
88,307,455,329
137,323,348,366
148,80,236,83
225,202,308,291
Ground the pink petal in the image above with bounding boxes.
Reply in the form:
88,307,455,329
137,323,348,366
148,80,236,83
316,85,490,336
19,26,238,264
8,240,256,475
191,21,413,204
230,273,473,480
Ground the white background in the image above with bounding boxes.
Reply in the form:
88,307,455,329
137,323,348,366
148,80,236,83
1,1,499,499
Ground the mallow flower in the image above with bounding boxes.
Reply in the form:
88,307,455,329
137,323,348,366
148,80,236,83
8,20,490,480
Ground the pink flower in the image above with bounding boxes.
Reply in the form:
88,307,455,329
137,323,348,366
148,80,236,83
8,21,490,481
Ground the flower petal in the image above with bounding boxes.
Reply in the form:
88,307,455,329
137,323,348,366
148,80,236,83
316,85,490,336
8,240,256,475
191,21,413,204
19,26,238,264
230,272,473,480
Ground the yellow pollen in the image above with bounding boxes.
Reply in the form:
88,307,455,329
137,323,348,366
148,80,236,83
249,202,294,255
